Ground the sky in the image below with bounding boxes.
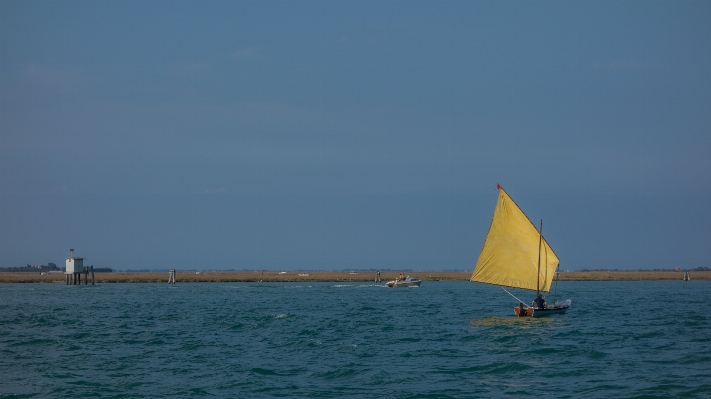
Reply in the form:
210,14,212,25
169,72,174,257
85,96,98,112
1,0,709,271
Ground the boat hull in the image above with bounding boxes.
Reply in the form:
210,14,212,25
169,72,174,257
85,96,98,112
514,307,534,317
385,277,421,287
532,300,571,317
513,299,571,317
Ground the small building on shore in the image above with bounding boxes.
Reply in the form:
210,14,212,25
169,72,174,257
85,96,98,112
65,248,92,285
66,249,84,274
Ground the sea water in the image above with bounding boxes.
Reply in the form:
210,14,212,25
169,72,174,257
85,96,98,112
1,280,709,398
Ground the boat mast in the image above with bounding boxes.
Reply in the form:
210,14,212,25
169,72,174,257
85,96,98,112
537,219,542,296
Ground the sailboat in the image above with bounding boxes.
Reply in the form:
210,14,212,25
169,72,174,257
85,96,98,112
471,185,571,317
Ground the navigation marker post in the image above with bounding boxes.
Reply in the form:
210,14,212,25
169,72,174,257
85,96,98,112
168,269,176,284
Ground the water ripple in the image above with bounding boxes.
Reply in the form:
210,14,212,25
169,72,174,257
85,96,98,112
1,281,710,398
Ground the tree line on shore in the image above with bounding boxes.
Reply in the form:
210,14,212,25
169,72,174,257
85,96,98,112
0,263,113,273
578,267,710,272
0,263,61,273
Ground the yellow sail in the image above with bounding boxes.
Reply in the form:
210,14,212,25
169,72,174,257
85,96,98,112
471,188,559,292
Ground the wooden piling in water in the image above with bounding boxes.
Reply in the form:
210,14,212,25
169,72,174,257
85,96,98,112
168,269,176,284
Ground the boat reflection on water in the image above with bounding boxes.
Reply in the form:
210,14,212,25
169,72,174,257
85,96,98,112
469,315,557,328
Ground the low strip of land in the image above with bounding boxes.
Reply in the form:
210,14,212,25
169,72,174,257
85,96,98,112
0,270,709,283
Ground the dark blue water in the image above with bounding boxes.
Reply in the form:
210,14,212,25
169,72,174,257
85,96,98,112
1,281,710,398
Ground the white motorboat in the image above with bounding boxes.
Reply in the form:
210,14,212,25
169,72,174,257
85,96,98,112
386,276,421,287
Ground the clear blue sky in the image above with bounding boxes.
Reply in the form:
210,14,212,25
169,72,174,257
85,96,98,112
1,1,709,271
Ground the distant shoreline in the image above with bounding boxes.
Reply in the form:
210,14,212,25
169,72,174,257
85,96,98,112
0,270,709,283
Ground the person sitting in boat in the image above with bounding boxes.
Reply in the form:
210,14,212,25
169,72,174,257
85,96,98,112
517,302,526,317
532,294,546,309
398,273,406,281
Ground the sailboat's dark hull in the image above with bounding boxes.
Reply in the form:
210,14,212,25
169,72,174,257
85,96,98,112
531,300,571,317
513,300,571,317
